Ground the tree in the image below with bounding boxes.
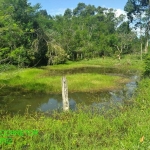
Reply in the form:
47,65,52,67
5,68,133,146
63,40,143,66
73,3,86,16
84,5,96,16
64,8,72,18
117,21,131,34
113,33,136,60
0,1,139,66
0,0,24,64
124,0,150,54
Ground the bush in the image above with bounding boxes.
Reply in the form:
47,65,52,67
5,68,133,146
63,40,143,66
0,64,17,72
46,44,67,65
144,54,150,76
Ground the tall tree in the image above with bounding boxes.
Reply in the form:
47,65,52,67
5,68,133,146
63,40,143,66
73,3,86,16
0,0,23,64
124,0,150,54
64,8,72,18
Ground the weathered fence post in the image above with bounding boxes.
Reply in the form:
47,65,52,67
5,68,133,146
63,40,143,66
62,76,69,111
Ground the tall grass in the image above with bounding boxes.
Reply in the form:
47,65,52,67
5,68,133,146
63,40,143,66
1,76,150,149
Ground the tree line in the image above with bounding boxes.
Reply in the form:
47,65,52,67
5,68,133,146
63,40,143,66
0,0,149,67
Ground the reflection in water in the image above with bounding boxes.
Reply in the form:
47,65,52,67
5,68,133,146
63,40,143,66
38,99,61,112
38,99,76,112
0,75,139,114
37,75,139,113
90,75,139,111
37,92,111,113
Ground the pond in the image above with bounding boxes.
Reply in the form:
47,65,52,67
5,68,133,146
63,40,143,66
0,67,140,115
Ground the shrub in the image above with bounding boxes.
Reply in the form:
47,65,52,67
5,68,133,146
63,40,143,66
144,54,150,77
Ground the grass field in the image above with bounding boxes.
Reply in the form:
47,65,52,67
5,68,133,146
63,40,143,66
0,55,143,94
1,55,149,149
0,77,150,149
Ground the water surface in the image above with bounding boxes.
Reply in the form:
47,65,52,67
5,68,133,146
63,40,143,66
0,66,140,114
0,75,139,114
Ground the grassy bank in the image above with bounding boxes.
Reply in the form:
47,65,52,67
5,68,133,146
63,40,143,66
0,77,150,149
0,68,130,94
41,55,144,71
0,55,149,149
0,56,143,94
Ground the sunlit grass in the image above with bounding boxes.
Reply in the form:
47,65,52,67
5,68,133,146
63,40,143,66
0,55,150,149
67,73,129,93
0,69,129,93
44,55,144,72
1,56,142,94
1,76,150,150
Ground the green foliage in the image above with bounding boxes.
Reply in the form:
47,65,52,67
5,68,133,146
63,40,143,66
0,0,140,66
9,46,30,66
46,44,67,65
117,21,131,34
0,64,16,72
144,54,150,76
124,0,150,43
73,3,86,16
64,8,72,18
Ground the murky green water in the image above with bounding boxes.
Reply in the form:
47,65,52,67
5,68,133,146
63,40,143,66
0,67,140,114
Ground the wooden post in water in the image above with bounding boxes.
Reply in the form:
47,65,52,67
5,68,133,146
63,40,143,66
62,76,69,111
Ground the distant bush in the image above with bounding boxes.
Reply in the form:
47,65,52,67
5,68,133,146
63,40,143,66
0,64,17,72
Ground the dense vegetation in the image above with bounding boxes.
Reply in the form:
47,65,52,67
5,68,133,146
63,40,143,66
0,0,146,67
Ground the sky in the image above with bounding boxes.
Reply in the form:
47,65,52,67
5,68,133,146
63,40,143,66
28,0,128,16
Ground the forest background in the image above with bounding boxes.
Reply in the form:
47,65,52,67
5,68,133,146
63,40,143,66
1,0,149,67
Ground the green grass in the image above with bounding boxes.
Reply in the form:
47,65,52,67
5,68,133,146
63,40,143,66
1,55,150,149
0,69,129,94
0,56,144,94
0,77,150,149
43,54,144,71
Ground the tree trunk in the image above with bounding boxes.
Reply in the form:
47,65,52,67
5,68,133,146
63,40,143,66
62,76,69,111
144,39,149,54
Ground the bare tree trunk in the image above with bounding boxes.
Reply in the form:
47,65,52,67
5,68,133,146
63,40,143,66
114,45,122,61
47,53,51,65
118,54,121,61
144,39,149,54
62,76,69,111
